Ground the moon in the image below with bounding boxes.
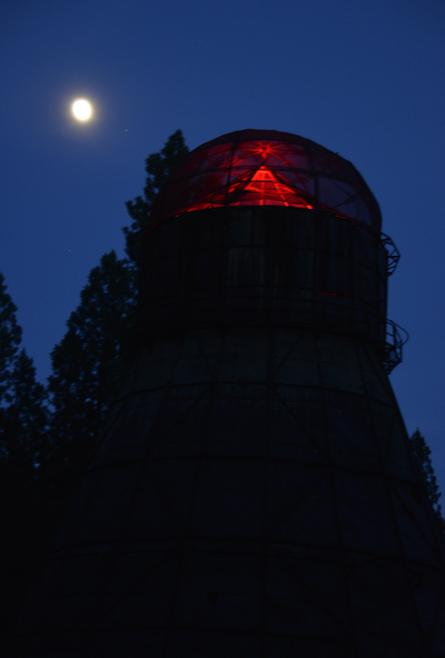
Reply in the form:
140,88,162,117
71,98,94,123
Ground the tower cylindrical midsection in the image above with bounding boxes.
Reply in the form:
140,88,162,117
141,206,388,350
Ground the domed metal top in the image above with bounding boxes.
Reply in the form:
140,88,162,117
152,129,381,229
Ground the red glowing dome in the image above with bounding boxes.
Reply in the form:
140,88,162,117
152,129,381,229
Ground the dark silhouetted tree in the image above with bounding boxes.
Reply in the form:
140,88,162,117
49,251,136,475
48,131,188,475
0,273,48,471
3,350,48,470
125,129,188,262
0,272,22,405
1,132,188,639
409,429,443,524
0,274,49,637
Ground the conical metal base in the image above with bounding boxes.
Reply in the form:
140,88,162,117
18,329,445,657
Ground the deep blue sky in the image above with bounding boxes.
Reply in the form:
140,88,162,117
1,0,444,489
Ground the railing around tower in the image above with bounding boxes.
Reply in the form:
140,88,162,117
383,320,409,373
380,232,400,276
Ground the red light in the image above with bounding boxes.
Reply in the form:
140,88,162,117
182,162,314,215
241,165,312,208
151,130,381,228
225,141,316,210
253,144,273,159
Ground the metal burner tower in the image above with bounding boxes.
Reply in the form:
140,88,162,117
20,130,445,657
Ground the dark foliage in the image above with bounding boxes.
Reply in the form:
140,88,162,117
46,130,188,476
124,129,188,262
409,428,443,521
0,272,22,404
3,350,48,468
1,132,188,638
0,274,49,636
48,251,137,474
0,273,48,470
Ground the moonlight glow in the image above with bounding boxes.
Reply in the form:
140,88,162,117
71,98,94,123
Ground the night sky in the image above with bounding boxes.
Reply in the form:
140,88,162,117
1,1,444,489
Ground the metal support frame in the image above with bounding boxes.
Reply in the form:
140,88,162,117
381,232,400,276
383,319,409,373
